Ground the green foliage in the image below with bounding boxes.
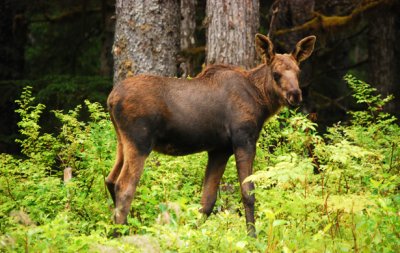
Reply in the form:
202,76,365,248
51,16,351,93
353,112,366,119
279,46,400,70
344,74,396,125
0,76,112,153
1,77,399,252
15,86,60,168
35,75,112,109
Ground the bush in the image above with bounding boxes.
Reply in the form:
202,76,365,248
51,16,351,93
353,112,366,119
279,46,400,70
0,75,112,154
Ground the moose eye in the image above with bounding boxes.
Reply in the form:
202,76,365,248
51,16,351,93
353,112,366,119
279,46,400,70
273,72,281,82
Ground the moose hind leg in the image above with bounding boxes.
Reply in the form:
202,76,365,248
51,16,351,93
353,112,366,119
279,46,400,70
106,139,123,206
114,140,148,225
200,150,230,216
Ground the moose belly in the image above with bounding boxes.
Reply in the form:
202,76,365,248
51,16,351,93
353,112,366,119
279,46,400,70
153,127,230,156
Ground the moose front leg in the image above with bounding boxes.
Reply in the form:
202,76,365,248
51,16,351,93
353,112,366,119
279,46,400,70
234,144,256,237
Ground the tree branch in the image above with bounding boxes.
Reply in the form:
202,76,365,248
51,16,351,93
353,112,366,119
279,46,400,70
273,0,395,36
311,90,350,111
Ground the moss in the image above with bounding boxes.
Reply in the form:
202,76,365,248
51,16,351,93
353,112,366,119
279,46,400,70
274,0,394,36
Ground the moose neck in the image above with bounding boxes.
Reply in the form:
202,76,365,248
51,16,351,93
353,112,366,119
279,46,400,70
248,64,284,117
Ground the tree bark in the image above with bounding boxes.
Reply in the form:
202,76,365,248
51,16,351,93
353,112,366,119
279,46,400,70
100,0,115,77
206,0,259,69
180,0,197,77
113,0,180,83
368,7,398,113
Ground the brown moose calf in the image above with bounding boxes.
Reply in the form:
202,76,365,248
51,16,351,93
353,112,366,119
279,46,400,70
107,33,316,237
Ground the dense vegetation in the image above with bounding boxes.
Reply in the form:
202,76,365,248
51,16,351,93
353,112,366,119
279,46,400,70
1,75,399,252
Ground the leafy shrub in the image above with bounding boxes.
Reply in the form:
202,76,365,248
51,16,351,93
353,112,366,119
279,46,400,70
0,76,112,154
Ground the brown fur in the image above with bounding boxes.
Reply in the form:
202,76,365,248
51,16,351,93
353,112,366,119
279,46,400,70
106,33,316,237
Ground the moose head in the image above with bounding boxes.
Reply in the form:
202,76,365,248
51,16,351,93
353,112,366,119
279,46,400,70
255,34,316,106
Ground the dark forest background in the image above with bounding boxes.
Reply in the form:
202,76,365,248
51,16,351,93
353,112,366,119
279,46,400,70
1,0,399,154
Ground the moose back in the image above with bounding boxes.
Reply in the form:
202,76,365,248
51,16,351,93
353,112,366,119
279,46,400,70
106,33,316,237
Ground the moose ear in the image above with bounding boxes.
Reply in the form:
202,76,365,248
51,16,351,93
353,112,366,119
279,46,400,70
292,35,316,63
255,33,274,64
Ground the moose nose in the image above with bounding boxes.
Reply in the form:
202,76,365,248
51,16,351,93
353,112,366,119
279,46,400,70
287,89,302,105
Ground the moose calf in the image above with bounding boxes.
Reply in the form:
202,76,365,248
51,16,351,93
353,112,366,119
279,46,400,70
107,33,316,237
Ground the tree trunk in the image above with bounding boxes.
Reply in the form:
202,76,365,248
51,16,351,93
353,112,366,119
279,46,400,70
0,0,27,79
368,7,398,114
180,0,197,77
206,0,259,68
100,0,115,77
113,0,180,83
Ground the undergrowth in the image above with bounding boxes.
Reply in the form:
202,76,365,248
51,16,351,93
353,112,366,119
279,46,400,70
0,75,399,252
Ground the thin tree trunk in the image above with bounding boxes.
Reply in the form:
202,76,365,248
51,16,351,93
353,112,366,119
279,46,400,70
100,0,115,77
113,0,180,83
180,0,197,77
368,7,397,113
206,0,259,69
